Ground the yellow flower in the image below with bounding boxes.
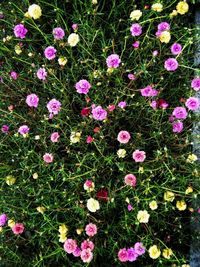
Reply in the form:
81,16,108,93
138,166,144,173
87,198,100,212
164,191,175,202
170,10,178,17
58,57,68,66
162,248,173,259
149,245,161,259
59,224,68,235
92,0,98,4
32,173,38,179
186,154,198,163
70,131,81,144
149,200,158,210
8,219,15,228
0,227,3,232
15,45,22,55
24,11,31,18
159,31,171,43
185,186,193,194
67,33,80,47
59,233,67,243
176,1,189,15
117,149,126,158
28,4,42,19
130,10,142,21
176,200,187,211
6,175,16,186
76,228,83,235
182,264,190,267
137,210,150,223
107,67,114,74
151,3,163,12
36,206,46,214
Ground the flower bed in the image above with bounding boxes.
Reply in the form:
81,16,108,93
0,0,199,266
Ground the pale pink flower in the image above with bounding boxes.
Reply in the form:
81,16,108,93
185,97,200,111
75,79,91,94
157,22,170,31
81,240,94,251
44,46,57,60
171,43,182,55
132,150,146,162
128,74,136,80
191,78,200,91
140,86,158,97
172,107,188,120
64,239,77,254
50,132,60,142
92,106,107,121
80,248,93,263
10,71,18,80
130,23,142,36
52,27,65,40
43,153,54,163
12,223,24,235
85,223,97,237
118,101,127,108
106,54,121,68
124,174,137,187
47,99,61,115
26,94,39,108
172,121,183,133
18,125,30,135
117,130,131,144
36,68,47,80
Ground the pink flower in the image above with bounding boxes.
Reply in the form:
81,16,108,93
10,71,18,80
18,125,30,135
0,214,8,226
171,43,182,55
128,204,133,211
150,100,157,110
36,68,47,80
130,23,142,36
172,121,183,133
157,99,169,109
132,41,140,48
118,101,127,108
14,24,28,39
191,78,200,91
44,46,57,60
140,86,158,97
26,94,39,108
73,247,81,257
43,153,54,163
153,50,158,57
86,135,93,143
81,240,94,251
127,248,138,262
108,104,116,112
134,242,145,255
52,27,65,40
50,132,60,142
84,180,94,191
1,125,9,133
92,106,107,121
118,248,128,262
64,239,77,254
157,22,170,31
128,74,136,80
117,130,131,144
75,79,91,94
106,54,121,68
124,174,137,187
80,248,93,263
85,223,97,237
12,223,24,235
185,97,200,111
172,107,188,120
47,99,61,115
132,150,146,162
164,58,179,71
72,23,78,31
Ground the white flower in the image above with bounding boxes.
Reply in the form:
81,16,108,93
67,33,80,47
130,10,142,21
28,4,42,19
87,198,100,212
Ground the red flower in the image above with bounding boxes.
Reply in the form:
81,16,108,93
96,188,108,202
93,127,100,133
81,107,90,117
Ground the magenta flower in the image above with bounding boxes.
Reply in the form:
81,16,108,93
14,24,28,39
47,99,61,115
185,97,200,111
171,43,182,55
164,58,179,71
26,94,39,108
132,41,140,48
157,22,170,31
124,174,137,187
118,101,127,108
64,239,77,254
10,71,18,80
92,106,107,121
132,150,146,162
12,223,24,235
86,135,93,144
140,86,158,97
128,204,133,211
191,78,200,91
50,132,60,142
0,214,8,226
18,125,29,135
172,121,183,133
36,68,47,80
85,223,97,237
118,248,128,262
172,107,188,120
128,74,136,80
106,54,121,68
127,248,138,262
75,79,91,94
1,125,9,133
73,247,81,257
150,100,157,110
43,153,54,163
134,242,145,255
44,46,57,60
80,248,93,263
52,27,65,40
72,23,78,31
130,23,142,36
117,130,131,144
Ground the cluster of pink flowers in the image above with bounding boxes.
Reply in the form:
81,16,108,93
156,21,170,37
118,242,145,262
140,85,158,97
0,214,24,235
